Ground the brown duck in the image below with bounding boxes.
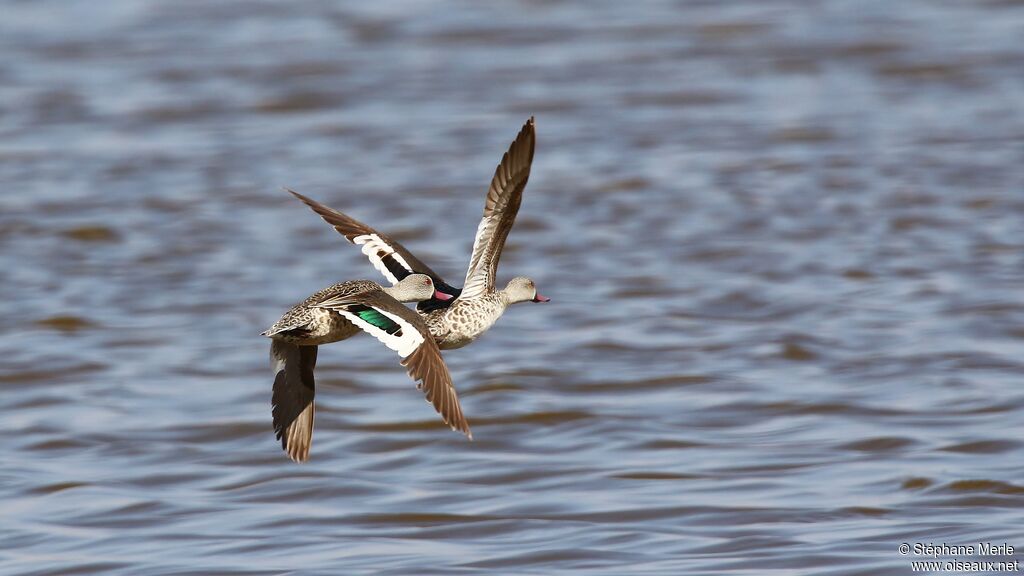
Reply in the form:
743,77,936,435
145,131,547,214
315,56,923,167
263,275,470,462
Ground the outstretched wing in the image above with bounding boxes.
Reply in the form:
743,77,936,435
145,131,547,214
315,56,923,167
270,341,318,462
287,189,449,287
460,117,536,300
314,291,472,438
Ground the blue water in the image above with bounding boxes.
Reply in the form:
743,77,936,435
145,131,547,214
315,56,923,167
2,1,1023,574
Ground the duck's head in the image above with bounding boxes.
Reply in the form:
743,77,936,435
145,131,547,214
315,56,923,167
390,274,451,303
505,276,550,304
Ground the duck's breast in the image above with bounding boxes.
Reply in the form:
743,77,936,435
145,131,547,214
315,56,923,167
432,297,506,350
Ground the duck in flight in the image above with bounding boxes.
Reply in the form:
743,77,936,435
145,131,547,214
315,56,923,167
263,275,471,462
286,116,549,351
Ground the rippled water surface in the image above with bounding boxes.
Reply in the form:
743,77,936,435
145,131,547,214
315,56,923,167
3,1,1024,574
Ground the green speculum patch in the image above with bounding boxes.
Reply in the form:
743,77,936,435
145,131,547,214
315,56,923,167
350,305,403,336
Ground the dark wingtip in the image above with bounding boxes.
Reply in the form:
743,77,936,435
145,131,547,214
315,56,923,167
284,187,310,203
522,117,536,159
451,421,473,440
